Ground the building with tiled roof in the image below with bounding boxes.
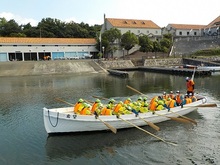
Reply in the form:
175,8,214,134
0,37,98,62
165,23,206,37
202,15,220,36
102,15,161,40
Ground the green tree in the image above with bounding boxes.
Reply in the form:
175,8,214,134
160,38,172,53
0,19,21,36
0,17,7,36
152,41,161,52
121,31,138,55
139,35,153,53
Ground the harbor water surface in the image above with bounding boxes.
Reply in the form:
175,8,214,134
0,71,220,165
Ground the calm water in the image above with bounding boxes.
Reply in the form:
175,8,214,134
0,71,220,165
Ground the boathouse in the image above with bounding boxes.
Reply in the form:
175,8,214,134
0,37,98,62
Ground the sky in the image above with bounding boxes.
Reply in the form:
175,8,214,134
0,0,219,27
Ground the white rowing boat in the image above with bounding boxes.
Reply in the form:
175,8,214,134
43,95,207,134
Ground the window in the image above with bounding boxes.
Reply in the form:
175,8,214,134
194,32,197,36
138,30,140,33
187,32,189,35
179,31,182,35
155,31,158,34
147,30,149,33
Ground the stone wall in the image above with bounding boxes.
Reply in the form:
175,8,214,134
144,58,182,67
99,60,135,69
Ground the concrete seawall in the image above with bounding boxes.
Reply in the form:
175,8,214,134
0,60,136,77
0,60,105,77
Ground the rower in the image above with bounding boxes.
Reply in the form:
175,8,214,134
74,98,84,114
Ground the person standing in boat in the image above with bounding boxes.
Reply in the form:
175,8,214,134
186,77,195,96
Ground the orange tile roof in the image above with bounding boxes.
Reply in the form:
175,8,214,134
106,18,161,29
0,37,96,45
205,15,220,28
169,24,205,30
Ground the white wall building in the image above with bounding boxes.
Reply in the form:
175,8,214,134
101,14,161,57
0,37,98,62
164,24,205,37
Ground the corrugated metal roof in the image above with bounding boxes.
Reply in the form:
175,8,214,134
168,24,205,30
0,37,96,44
106,18,161,29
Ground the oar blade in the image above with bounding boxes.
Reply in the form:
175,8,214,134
97,117,117,134
147,121,160,131
169,116,192,124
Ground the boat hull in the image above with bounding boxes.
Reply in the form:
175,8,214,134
43,97,206,134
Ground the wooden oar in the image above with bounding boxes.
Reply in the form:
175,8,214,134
118,116,177,146
92,95,109,101
138,116,160,131
96,116,117,134
193,103,217,107
155,113,192,124
55,98,74,106
170,110,197,125
126,85,146,95
191,67,196,81
55,98,117,134
126,85,195,124
92,95,160,131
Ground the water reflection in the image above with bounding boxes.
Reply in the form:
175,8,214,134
45,128,151,160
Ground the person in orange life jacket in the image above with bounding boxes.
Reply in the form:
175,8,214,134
186,77,195,96
175,91,184,106
113,101,123,115
80,103,92,115
189,93,197,102
124,98,132,104
74,98,84,114
162,92,168,100
166,98,177,108
91,99,101,114
149,96,158,113
182,94,192,105
100,104,112,115
168,91,175,100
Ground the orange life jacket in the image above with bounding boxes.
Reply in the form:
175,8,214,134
101,107,112,115
149,101,157,111
176,95,182,104
169,99,176,108
114,104,122,113
74,102,82,113
187,80,194,92
91,102,98,113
